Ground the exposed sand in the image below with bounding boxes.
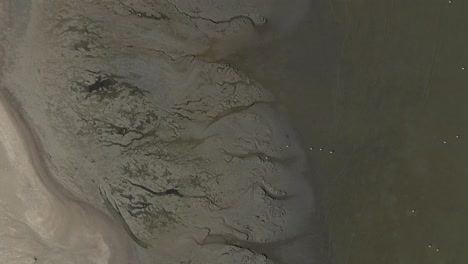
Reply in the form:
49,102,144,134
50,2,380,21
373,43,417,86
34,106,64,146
0,91,139,263
1,0,325,263
0,0,138,263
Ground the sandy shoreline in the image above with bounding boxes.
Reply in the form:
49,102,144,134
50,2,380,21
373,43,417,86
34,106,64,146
1,0,326,263
0,90,139,263
0,1,138,261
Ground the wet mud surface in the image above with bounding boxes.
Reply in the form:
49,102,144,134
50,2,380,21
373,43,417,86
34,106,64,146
0,0,323,263
2,0,467,263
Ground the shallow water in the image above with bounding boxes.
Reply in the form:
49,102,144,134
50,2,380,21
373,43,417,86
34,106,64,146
2,0,467,262
229,0,468,263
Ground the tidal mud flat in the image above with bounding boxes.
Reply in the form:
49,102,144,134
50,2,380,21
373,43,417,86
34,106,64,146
0,0,325,263
0,90,138,263
1,1,137,263
229,0,468,263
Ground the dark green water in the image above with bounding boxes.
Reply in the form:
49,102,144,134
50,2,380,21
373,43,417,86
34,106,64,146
231,0,468,263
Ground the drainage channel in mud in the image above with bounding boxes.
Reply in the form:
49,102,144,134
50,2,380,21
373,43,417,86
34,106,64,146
0,90,139,263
